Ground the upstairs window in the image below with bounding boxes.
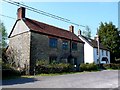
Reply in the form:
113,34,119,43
49,38,57,48
72,42,77,50
62,41,68,50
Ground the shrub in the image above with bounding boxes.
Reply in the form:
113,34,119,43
36,61,74,74
2,63,21,79
103,64,110,69
36,60,47,66
80,63,98,71
103,63,120,69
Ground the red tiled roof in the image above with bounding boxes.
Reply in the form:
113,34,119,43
81,35,109,50
23,18,84,43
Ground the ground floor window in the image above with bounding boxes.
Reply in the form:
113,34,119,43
60,58,68,63
68,56,77,65
49,56,57,64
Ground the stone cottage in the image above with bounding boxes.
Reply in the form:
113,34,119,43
6,7,84,74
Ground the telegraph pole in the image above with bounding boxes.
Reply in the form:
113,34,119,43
96,29,100,68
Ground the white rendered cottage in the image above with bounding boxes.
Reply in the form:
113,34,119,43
78,30,110,64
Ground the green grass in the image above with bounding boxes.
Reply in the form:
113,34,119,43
3,70,102,79
21,72,83,78
37,72,80,76
22,70,102,78
2,72,82,80
106,68,120,70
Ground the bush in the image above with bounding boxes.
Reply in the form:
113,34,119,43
2,63,21,79
103,64,110,69
80,63,98,71
103,63,120,69
36,61,74,74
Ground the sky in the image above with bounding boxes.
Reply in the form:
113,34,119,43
0,1,119,39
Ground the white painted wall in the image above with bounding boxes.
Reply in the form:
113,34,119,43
79,36,94,63
79,35,110,64
93,48,98,64
10,19,30,37
94,48,110,64
108,51,110,63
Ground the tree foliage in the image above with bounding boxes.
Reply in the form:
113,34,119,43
98,22,120,63
0,21,8,63
0,20,7,48
82,25,91,38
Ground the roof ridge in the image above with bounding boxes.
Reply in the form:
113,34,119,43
25,18,71,33
81,35,94,40
80,35,109,50
23,17,84,43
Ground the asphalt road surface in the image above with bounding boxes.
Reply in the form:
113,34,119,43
2,70,120,88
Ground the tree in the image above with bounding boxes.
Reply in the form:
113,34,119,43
98,22,120,63
0,20,7,48
0,21,8,63
82,25,91,38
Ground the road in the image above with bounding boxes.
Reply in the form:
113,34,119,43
2,70,120,88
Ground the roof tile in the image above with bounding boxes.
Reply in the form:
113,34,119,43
81,35,109,50
24,18,83,43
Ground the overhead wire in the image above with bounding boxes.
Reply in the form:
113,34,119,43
0,14,16,20
2,0,86,27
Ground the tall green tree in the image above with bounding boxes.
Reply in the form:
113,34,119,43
98,22,120,63
82,25,91,38
0,20,7,48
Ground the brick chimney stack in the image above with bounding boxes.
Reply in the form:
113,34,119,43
69,25,74,33
17,7,25,19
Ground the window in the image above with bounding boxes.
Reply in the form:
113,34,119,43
72,42,77,50
62,41,68,49
49,56,57,64
106,51,108,56
96,49,98,55
49,38,57,48
102,50,104,56
60,58,68,63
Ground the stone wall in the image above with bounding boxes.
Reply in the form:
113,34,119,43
6,32,31,74
30,32,84,73
6,31,84,74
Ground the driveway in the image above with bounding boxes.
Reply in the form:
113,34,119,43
2,70,120,88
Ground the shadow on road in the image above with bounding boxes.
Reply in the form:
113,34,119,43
2,77,39,85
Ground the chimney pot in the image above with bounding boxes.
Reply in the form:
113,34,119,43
17,7,25,19
94,37,97,41
78,29,81,36
69,25,74,33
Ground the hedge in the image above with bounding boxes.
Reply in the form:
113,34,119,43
2,63,21,79
36,63,74,74
103,63,120,69
80,63,98,71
